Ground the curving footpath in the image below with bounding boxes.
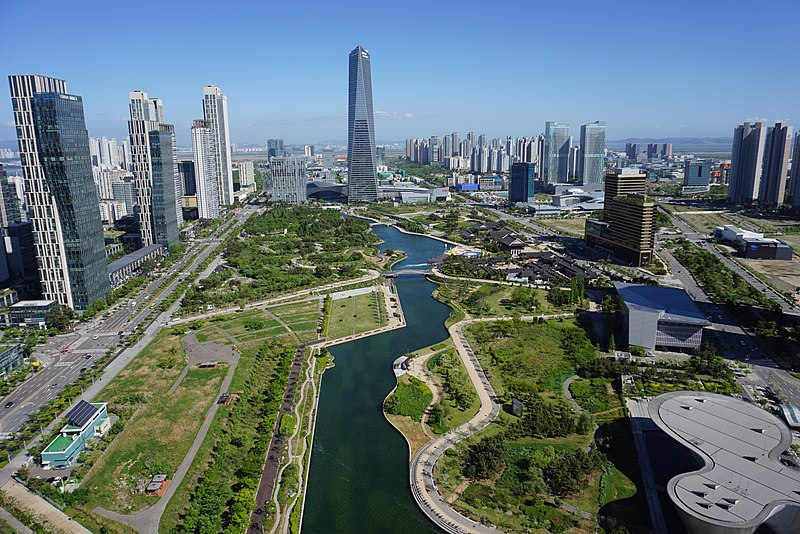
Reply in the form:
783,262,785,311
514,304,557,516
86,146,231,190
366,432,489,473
409,314,574,533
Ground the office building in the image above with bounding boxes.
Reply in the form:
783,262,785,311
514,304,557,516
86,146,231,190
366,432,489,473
128,90,180,248
579,121,606,187
178,160,196,196
509,163,536,203
684,160,712,187
649,391,800,534
347,45,378,202
661,143,672,158
728,122,766,205
267,138,285,158
270,156,306,204
236,160,255,187
202,85,234,206
4,222,39,298
9,75,110,310
148,126,179,247
759,122,793,207
191,119,220,219
304,145,315,158
614,282,709,351
585,168,655,266
544,121,571,183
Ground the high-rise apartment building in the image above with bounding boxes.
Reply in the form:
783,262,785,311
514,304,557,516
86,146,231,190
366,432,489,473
544,121,571,183
585,168,654,267
758,122,792,207
8,75,109,309
178,160,196,196
347,45,378,202
568,143,580,181
236,161,255,187
128,90,180,247
191,120,220,219
661,143,673,158
509,162,536,203
728,122,766,205
270,156,306,204
791,133,800,209
267,138,285,158
579,121,606,187
202,85,234,206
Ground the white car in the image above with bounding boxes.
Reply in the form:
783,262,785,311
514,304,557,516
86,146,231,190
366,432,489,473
92,335,99,340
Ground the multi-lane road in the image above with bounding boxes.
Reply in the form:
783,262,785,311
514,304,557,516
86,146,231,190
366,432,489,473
0,205,258,437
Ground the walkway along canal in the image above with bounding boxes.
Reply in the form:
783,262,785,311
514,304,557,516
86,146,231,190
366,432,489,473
302,224,451,533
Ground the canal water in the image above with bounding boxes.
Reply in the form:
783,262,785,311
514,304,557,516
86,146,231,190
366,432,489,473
302,225,450,533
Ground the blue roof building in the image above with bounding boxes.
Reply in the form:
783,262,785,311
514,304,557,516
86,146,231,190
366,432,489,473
614,282,710,351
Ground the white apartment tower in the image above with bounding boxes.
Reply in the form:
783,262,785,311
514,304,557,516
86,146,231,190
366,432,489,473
236,161,255,187
202,85,234,206
191,120,220,219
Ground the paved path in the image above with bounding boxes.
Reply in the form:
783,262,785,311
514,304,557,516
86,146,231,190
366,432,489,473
95,348,239,532
562,375,583,413
2,480,92,534
0,505,32,533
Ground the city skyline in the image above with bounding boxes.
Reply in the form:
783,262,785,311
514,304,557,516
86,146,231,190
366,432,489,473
1,0,799,145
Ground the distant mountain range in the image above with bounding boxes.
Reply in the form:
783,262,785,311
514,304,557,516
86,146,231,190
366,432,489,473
608,137,732,146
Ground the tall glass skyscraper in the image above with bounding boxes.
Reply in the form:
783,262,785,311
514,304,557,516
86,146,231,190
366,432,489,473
544,121,571,184
148,126,179,247
347,45,377,203
509,162,536,203
9,75,109,310
728,122,766,205
579,121,606,188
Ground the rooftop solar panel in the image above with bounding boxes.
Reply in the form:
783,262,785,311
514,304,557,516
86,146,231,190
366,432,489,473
66,400,98,427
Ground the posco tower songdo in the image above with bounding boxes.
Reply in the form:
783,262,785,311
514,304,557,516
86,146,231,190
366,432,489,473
347,45,378,203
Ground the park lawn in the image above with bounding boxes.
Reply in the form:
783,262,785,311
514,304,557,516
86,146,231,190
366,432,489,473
384,375,433,422
84,365,227,514
426,349,480,434
481,287,554,316
268,299,319,318
281,311,321,325
96,329,184,404
159,343,275,531
236,326,291,342
464,319,580,397
326,290,387,340
287,320,318,332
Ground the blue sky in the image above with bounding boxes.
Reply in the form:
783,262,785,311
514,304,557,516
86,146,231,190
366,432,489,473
1,0,798,146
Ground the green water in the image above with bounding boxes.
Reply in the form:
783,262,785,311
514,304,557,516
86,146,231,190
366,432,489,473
302,225,451,533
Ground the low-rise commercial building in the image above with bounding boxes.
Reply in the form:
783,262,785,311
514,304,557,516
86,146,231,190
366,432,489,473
649,392,800,534
615,282,709,351
107,244,166,287
9,300,56,327
713,225,793,260
41,400,111,468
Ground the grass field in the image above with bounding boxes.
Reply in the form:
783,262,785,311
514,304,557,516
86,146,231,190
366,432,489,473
679,211,732,234
536,217,588,237
191,300,322,348
82,330,228,515
326,290,387,339
384,375,432,422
